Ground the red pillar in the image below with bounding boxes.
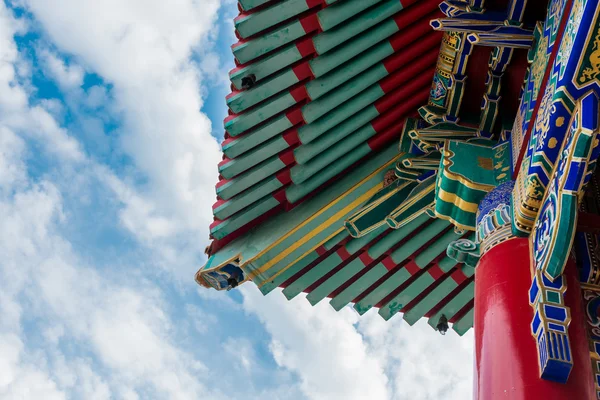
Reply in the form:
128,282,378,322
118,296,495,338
474,237,595,400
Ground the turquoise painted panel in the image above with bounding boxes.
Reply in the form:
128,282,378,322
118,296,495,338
260,251,320,295
229,45,303,91
306,44,394,100
309,19,399,77
354,268,411,315
227,69,300,114
214,177,284,220
379,272,435,320
216,156,286,200
386,219,451,263
299,86,383,143
286,143,372,202
220,138,288,179
233,21,307,64
235,0,310,39
427,281,474,330
307,257,366,305
403,277,458,325
313,0,403,54
259,229,349,294
414,228,461,268
318,0,385,31
330,264,388,311
238,0,271,11
225,92,297,136
283,252,344,299
223,118,294,158
452,308,474,336
369,215,430,258
211,197,280,239
303,64,389,123
294,109,379,164
282,228,380,299
291,133,376,184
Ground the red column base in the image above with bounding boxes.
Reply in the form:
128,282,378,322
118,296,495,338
474,238,594,400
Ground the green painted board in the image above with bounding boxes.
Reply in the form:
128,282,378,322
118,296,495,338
236,0,311,39
379,271,435,320
330,263,388,311
307,257,366,305
428,281,475,330
281,227,382,299
402,276,458,325
313,0,404,54
233,21,307,65
214,177,284,220
295,106,379,164
259,229,349,294
230,44,303,91
452,308,474,336
354,268,411,315
414,228,462,268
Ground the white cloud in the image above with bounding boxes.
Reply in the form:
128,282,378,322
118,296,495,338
242,286,473,400
242,286,391,400
20,0,225,256
38,48,85,89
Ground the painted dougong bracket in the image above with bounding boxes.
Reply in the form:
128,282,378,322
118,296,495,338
529,92,600,383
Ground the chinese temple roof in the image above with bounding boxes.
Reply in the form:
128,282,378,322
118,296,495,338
212,0,443,249
198,0,547,335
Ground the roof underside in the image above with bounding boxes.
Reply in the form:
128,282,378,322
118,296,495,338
210,0,444,251
201,0,543,335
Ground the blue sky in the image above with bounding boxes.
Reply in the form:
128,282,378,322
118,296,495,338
0,1,473,399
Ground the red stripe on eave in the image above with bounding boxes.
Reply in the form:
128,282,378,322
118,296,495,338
276,169,292,185
296,37,317,57
286,108,305,125
376,71,433,112
379,52,438,94
427,264,445,280
282,128,300,146
299,13,322,34
404,260,421,275
384,32,442,73
450,268,468,285
359,252,374,265
215,178,230,189
306,0,326,7
401,266,455,313
393,0,441,28
272,188,288,204
399,0,421,8
371,91,428,132
209,218,222,231
389,20,439,54
382,256,397,271
449,299,474,324
218,158,230,168
290,85,310,103
316,245,327,256
367,123,404,150
278,148,296,166
337,246,351,261
512,0,574,179
292,61,315,81
212,198,226,210
224,113,238,126
226,91,240,101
